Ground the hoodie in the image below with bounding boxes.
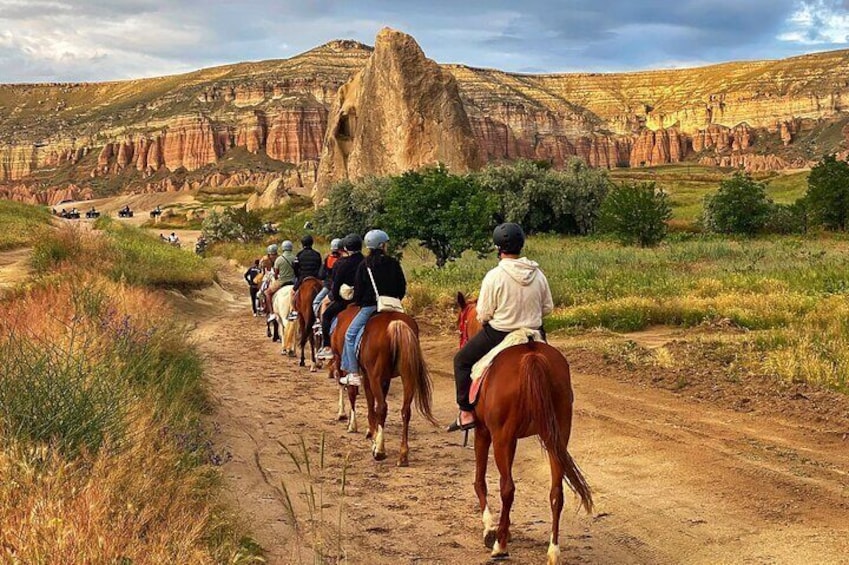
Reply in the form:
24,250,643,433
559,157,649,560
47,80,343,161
476,257,554,332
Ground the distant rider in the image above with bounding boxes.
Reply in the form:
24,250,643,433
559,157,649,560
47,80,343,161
447,223,553,432
264,240,296,315
339,230,406,387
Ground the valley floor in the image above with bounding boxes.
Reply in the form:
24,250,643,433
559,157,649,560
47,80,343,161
189,265,849,564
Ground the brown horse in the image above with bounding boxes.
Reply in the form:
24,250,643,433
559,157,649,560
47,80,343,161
347,312,437,466
329,304,360,432
292,277,323,370
457,292,593,564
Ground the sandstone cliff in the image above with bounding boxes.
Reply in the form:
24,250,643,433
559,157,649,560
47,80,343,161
4,32,849,206
315,28,480,201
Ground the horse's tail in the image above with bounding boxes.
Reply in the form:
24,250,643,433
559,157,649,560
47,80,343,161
388,320,438,425
520,345,593,513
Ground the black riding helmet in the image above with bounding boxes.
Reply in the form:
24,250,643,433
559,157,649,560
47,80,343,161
301,234,314,248
343,233,363,252
493,223,525,255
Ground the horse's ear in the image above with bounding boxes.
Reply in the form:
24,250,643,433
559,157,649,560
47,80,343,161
457,292,466,309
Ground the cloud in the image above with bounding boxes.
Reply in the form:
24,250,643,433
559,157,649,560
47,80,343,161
0,0,840,82
779,0,849,44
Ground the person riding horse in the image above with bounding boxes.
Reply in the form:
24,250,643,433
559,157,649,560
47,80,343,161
316,234,364,361
338,229,406,387
312,237,343,321
448,222,554,432
263,240,295,315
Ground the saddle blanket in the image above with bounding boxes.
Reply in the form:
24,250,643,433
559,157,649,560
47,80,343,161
470,328,544,403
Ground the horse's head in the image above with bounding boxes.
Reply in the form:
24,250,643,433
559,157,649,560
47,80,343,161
457,292,482,348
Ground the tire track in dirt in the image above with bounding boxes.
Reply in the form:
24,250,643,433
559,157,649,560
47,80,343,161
191,266,849,564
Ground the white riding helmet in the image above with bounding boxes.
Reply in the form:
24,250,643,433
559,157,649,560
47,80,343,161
280,240,294,252
266,244,278,255
364,229,389,250
330,238,343,252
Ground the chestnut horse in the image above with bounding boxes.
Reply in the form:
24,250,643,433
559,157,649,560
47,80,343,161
457,292,592,564
329,304,359,432
291,277,323,370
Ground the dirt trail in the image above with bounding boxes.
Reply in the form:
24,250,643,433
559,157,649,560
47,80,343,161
0,247,31,292
191,266,849,565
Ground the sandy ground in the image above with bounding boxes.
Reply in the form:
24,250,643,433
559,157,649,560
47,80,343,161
0,247,31,293
183,265,849,565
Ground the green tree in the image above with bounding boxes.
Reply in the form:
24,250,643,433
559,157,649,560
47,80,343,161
202,206,263,242
599,182,671,247
314,176,390,238
806,154,849,230
702,172,772,235
382,166,496,267
476,158,610,234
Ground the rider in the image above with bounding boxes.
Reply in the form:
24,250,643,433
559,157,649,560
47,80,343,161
339,229,406,387
313,237,343,319
293,234,322,290
316,233,363,360
244,259,263,316
447,223,554,432
264,240,296,315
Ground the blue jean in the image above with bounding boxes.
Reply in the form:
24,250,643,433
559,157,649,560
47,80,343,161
341,306,377,374
312,286,329,317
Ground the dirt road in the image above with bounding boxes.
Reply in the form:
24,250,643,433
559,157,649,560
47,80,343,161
190,266,849,564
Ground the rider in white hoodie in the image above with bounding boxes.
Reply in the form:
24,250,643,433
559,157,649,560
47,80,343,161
448,223,554,432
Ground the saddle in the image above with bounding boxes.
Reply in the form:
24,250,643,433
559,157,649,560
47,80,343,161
469,328,545,404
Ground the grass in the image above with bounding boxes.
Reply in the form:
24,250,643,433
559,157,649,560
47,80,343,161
32,218,215,290
0,200,51,250
0,269,262,562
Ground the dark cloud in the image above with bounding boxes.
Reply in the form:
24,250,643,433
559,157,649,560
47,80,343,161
0,0,847,82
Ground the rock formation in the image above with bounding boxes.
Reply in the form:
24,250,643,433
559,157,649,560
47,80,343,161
5,31,849,206
315,28,481,201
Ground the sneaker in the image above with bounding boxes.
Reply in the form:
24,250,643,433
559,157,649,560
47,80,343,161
340,373,361,387
287,312,299,321
266,313,276,323
316,347,334,360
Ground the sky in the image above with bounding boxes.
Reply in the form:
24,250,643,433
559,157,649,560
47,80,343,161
2,0,849,82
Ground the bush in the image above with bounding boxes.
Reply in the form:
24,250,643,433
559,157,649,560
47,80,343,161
805,154,849,230
599,182,671,247
383,165,496,267
702,172,772,235
314,176,390,239
202,206,264,243
0,200,51,251
476,158,610,234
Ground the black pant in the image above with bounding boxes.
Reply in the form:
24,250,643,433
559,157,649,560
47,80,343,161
321,300,349,347
453,325,509,412
249,285,259,314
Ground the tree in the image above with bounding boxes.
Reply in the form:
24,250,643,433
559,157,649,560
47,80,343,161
314,176,390,238
202,206,264,242
702,172,772,235
382,165,496,267
599,182,671,247
806,154,849,230
476,158,610,235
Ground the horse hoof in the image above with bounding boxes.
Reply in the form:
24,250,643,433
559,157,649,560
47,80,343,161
337,414,348,422
490,540,509,560
365,431,373,440
397,458,409,468
299,361,305,367
483,529,498,549
372,450,386,462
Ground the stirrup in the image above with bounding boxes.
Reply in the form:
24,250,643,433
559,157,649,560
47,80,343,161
446,414,476,433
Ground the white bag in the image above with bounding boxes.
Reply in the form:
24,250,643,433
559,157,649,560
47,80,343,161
367,267,404,313
340,284,354,301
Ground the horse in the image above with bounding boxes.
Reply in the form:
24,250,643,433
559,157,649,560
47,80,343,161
291,277,323,370
270,285,296,356
329,304,360,432
456,292,593,564
353,311,437,467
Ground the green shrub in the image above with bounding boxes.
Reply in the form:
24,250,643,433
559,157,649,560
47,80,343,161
702,172,772,235
383,165,496,267
599,181,671,246
805,154,849,230
202,207,264,243
314,176,390,239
